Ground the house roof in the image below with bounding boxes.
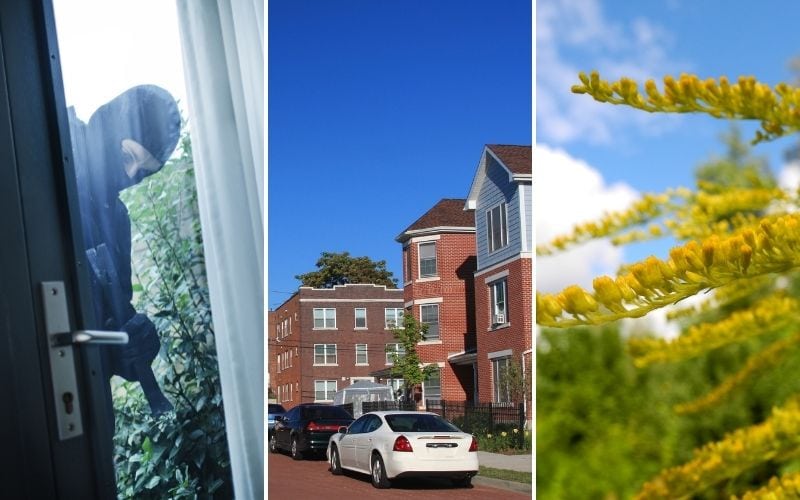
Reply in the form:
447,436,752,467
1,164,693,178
486,144,531,175
396,198,475,242
466,144,532,209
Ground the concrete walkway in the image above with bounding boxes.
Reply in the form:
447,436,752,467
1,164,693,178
477,451,532,473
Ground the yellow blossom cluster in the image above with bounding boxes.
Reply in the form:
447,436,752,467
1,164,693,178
737,471,800,499
536,193,671,255
627,293,799,368
537,214,800,328
571,71,800,143
635,398,800,499
674,332,800,415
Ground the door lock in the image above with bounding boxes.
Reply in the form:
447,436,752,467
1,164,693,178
40,281,128,440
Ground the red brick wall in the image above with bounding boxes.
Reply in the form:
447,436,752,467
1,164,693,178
475,257,532,403
402,233,477,402
269,294,302,409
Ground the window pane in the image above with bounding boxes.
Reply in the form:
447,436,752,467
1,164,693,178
355,308,366,328
314,309,324,328
421,304,439,340
423,368,441,400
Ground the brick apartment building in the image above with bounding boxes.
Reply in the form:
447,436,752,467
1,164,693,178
395,144,532,421
466,145,532,418
394,199,477,406
268,284,404,410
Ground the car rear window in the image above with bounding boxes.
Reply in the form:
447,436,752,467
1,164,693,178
302,406,352,420
268,404,286,413
385,414,461,433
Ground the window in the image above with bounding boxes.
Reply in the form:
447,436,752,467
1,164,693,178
487,202,508,253
492,357,511,403
385,308,404,329
385,343,405,365
418,241,437,277
420,304,440,340
355,344,368,365
314,380,337,402
423,367,441,401
386,378,404,395
276,352,281,372
313,308,336,329
313,344,337,365
354,308,367,329
490,279,508,325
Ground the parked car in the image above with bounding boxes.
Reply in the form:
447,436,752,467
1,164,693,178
270,403,354,460
267,403,286,435
326,411,479,489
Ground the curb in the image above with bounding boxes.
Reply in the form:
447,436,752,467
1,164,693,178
472,475,532,495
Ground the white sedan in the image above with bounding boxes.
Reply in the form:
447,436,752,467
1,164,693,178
326,411,479,488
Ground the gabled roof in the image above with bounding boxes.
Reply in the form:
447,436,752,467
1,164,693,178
396,198,475,243
486,144,531,175
466,144,531,209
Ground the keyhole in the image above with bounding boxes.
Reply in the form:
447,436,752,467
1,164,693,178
62,392,74,415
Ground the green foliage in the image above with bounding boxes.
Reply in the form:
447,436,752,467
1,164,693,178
694,125,775,190
295,251,398,288
474,426,530,453
387,314,437,400
117,130,232,499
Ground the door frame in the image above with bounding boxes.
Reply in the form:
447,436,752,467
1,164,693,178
0,1,115,497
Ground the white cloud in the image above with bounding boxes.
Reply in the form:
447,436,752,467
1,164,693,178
779,161,800,192
537,0,688,145
535,144,638,292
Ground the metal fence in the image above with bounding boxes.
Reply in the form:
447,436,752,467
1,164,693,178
425,400,525,444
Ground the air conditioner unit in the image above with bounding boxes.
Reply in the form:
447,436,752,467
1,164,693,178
494,313,505,324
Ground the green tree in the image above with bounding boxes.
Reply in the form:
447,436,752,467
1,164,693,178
387,314,437,401
295,251,397,288
538,71,800,498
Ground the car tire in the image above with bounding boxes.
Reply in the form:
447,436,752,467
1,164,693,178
269,433,278,454
370,453,391,489
452,476,473,488
290,435,303,461
329,445,343,475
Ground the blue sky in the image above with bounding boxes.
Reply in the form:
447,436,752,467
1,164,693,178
268,1,532,309
536,0,800,296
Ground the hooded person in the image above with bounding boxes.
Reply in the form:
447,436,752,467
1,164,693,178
72,84,181,416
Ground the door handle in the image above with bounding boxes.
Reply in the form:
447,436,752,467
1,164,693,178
53,329,129,346
40,281,130,440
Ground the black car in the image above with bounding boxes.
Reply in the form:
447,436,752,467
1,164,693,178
269,403,354,460
267,403,286,435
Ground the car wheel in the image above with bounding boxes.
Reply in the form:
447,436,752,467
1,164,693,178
329,446,342,475
370,453,391,489
290,435,303,461
452,476,473,488
269,433,278,454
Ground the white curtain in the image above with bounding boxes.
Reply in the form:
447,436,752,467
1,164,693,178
175,1,264,498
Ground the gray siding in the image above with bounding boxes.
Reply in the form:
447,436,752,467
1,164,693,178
475,155,522,270
521,182,532,253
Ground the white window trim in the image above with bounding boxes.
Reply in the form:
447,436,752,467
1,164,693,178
313,343,338,366
483,269,510,284
409,234,441,243
411,297,443,305
355,343,369,366
419,303,440,341
489,278,509,329
414,276,441,284
312,307,337,330
384,308,405,329
385,343,404,365
418,340,443,346
486,201,509,254
354,307,367,329
418,241,438,278
314,380,337,402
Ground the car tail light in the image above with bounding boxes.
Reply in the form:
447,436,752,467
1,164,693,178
393,435,413,452
306,421,340,432
469,436,478,452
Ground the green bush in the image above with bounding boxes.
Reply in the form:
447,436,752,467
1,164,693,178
115,130,232,499
477,427,531,453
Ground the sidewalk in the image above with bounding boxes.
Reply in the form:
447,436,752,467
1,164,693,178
473,451,532,495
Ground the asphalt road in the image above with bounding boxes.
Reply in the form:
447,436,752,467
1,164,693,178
267,447,530,499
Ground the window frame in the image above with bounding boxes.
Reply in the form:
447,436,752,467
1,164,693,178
314,380,337,402
354,307,367,329
385,308,404,329
313,343,338,366
355,343,368,365
385,343,405,365
420,303,440,340
490,278,508,326
422,366,441,401
492,356,512,403
486,202,509,253
313,307,337,329
418,241,437,278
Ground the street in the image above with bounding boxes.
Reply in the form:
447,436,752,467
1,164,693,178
267,448,530,499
